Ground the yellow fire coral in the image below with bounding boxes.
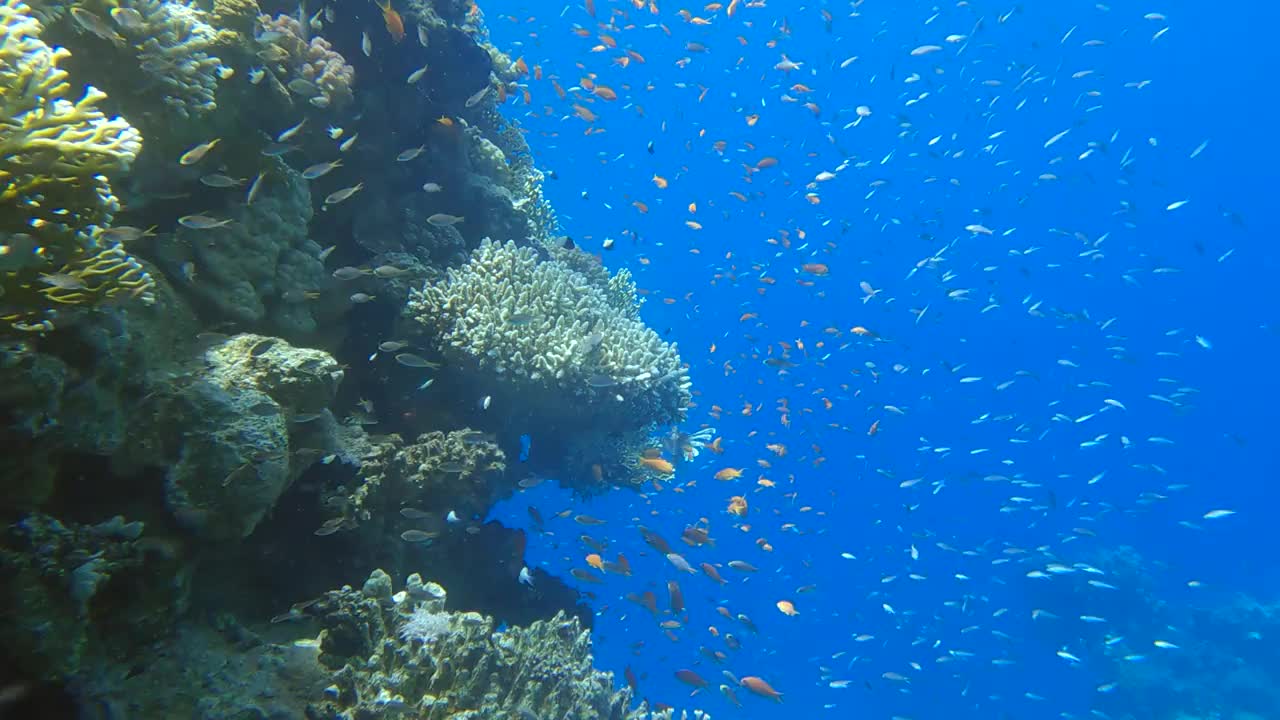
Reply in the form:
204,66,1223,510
0,0,153,332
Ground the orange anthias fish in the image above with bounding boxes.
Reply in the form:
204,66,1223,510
375,0,405,43
639,456,675,474
726,496,748,517
714,467,743,481
740,676,783,702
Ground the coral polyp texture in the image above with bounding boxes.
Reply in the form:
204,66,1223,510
408,239,691,432
0,0,153,332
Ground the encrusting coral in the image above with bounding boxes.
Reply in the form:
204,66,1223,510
0,0,154,332
306,569,708,720
408,239,691,433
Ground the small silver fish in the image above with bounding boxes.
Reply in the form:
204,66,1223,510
276,119,307,142
301,159,342,180
178,214,233,230
394,353,439,369
339,133,358,152
422,182,443,193
260,143,298,157
332,266,371,280
465,84,491,107
407,64,429,84
378,340,409,352
349,292,375,304
361,31,372,56
109,7,144,30
373,265,411,278
396,145,426,162
400,530,437,543
199,174,243,188
324,183,363,205
97,226,154,244
179,138,220,165
246,172,266,205
70,8,123,43
426,213,464,227
38,273,86,290
417,24,429,46
288,78,319,96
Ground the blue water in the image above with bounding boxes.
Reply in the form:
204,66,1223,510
482,1,1278,717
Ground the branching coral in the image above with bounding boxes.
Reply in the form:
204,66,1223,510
408,239,690,432
0,0,154,332
256,13,354,110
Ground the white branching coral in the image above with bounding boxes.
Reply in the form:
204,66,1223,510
398,604,451,645
408,239,690,429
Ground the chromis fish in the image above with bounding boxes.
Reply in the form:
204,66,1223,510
178,214,233,230
426,213,464,227
324,183,363,206
179,139,220,166
301,160,342,180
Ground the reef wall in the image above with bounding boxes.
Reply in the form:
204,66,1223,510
0,0,699,714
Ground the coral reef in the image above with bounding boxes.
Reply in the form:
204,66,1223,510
328,428,509,531
409,239,691,434
0,0,700,715
148,164,330,336
116,0,225,119
307,570,705,720
0,0,153,332
256,12,354,111
0,513,187,681
140,333,344,539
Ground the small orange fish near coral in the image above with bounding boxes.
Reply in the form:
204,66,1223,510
714,467,742,481
639,456,675,474
375,0,405,43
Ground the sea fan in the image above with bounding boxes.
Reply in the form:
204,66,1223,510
398,604,450,644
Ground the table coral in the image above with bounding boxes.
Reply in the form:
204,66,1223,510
408,239,691,433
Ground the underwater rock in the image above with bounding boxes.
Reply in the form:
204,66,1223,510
306,570,705,720
156,333,343,539
0,273,197,511
0,513,187,681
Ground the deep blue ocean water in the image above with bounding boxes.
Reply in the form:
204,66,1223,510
477,2,1278,717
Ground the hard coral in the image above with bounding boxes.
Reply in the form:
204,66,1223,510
0,0,154,332
308,570,706,720
256,13,354,110
408,239,690,433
